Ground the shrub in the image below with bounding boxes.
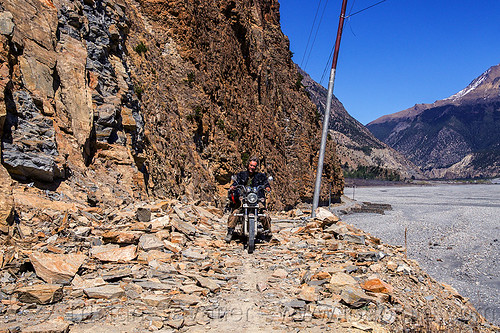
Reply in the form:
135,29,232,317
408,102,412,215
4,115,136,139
134,84,144,99
216,119,225,130
134,42,148,55
295,73,304,90
186,72,195,87
241,152,250,166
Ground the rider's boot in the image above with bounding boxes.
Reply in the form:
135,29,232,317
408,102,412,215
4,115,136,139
224,228,234,243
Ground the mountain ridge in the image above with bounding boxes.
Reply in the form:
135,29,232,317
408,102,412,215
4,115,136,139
367,63,500,179
297,65,424,180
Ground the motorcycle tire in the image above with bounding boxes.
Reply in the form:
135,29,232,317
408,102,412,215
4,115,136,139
248,217,255,254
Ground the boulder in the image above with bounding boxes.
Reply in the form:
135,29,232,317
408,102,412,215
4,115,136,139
84,285,125,299
0,165,14,229
0,11,14,36
22,318,71,333
329,272,358,289
102,266,133,281
195,276,220,292
297,285,317,302
343,233,366,245
136,207,151,222
16,284,63,304
361,278,394,294
90,244,137,262
170,293,201,306
272,268,288,279
164,240,182,253
182,248,206,260
180,284,206,294
71,275,106,290
101,230,142,244
143,294,170,307
138,234,164,251
29,252,86,285
314,207,337,221
340,287,373,308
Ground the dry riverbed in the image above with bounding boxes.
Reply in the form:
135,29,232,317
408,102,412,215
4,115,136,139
342,183,500,326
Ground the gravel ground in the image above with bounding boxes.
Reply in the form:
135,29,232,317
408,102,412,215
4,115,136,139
341,184,500,325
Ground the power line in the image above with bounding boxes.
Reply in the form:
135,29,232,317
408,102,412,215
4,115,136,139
346,0,387,18
320,0,389,85
320,45,335,85
348,0,357,16
300,0,323,68
304,0,330,70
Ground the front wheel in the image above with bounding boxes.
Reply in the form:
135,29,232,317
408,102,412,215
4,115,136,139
248,217,255,254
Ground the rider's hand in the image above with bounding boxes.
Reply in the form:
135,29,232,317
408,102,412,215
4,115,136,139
230,186,236,191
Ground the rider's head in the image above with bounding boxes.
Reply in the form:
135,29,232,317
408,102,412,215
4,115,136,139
247,157,259,175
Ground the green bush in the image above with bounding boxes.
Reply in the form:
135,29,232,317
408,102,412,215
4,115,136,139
187,106,203,122
241,152,250,166
134,84,144,99
228,129,238,140
343,165,401,181
216,119,225,130
295,73,304,90
186,72,195,87
134,42,148,55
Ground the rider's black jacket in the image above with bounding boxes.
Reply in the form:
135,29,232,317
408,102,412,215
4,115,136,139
231,171,270,200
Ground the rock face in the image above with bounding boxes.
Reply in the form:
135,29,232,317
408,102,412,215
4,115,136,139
0,0,147,211
125,0,343,208
0,0,343,211
367,64,500,179
2,91,65,181
298,66,424,181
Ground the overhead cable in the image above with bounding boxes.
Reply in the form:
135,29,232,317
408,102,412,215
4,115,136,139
303,0,330,70
346,0,387,18
300,0,323,68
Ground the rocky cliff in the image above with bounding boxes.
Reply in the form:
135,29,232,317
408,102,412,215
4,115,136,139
297,66,423,181
367,64,500,179
0,0,344,219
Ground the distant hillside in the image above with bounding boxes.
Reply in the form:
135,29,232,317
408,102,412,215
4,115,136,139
297,66,423,180
367,64,500,179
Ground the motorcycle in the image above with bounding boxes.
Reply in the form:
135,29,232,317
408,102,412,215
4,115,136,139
230,175,272,253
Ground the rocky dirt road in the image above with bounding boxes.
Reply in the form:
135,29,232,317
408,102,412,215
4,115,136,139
1,193,498,332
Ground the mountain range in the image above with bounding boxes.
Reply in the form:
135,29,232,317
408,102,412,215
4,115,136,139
367,64,500,179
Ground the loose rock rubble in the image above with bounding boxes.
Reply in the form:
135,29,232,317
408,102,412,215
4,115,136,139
1,198,498,332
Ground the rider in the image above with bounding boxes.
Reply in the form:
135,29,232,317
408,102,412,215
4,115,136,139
225,157,271,243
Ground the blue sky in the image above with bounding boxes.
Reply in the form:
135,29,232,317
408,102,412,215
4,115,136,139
280,0,500,125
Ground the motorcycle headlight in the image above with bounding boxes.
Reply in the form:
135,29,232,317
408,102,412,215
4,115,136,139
247,192,258,204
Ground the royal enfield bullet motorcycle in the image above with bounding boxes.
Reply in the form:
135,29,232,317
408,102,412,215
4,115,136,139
230,176,272,253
